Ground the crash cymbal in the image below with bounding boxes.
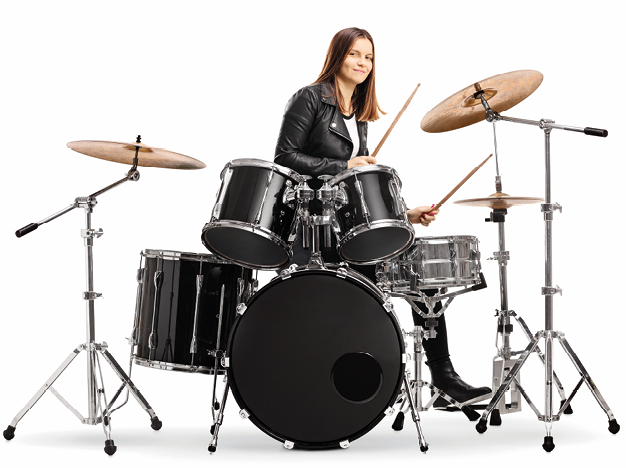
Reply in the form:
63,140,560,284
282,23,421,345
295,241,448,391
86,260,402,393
421,70,543,133
67,140,206,169
454,192,544,209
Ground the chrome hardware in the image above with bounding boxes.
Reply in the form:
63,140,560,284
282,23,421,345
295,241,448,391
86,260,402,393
221,357,230,368
541,203,562,213
212,167,233,219
254,169,274,225
236,304,247,315
383,301,394,313
340,440,350,449
82,291,102,300
239,409,249,419
353,177,370,224
283,440,294,449
81,228,103,239
542,286,562,296
385,407,395,416
189,273,204,354
336,267,347,279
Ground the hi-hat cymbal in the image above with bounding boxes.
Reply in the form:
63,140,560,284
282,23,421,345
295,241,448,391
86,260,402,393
67,140,206,169
454,192,544,209
421,70,543,133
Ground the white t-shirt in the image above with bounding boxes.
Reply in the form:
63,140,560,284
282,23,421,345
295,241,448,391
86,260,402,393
343,113,360,159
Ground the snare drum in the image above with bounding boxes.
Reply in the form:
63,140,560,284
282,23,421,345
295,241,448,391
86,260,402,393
227,264,405,449
331,165,414,264
202,159,303,269
377,235,482,292
132,250,254,374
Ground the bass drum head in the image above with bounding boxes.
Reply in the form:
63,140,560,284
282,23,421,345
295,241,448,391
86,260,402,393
227,268,404,449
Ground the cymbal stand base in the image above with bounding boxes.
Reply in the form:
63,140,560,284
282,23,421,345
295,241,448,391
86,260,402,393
208,377,230,453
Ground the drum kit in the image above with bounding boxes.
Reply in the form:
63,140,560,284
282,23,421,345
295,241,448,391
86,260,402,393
3,70,620,456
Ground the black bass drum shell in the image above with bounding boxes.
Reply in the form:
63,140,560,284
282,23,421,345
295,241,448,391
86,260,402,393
227,267,405,449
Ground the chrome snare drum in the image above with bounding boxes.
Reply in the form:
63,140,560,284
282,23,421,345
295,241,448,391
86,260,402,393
377,235,482,292
331,165,414,264
132,250,254,374
202,159,303,269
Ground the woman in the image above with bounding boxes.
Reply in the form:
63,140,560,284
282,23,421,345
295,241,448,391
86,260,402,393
274,27,490,407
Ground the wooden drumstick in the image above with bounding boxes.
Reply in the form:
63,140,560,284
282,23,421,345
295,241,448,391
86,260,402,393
422,153,493,218
371,83,421,158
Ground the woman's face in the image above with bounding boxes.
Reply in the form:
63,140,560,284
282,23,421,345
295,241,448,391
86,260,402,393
337,37,373,87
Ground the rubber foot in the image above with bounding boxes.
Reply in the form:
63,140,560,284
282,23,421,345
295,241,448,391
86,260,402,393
213,401,220,411
476,419,488,434
208,445,216,453
489,408,502,426
560,399,573,415
150,417,162,431
392,411,405,431
420,444,428,453
608,419,620,434
104,439,117,456
461,406,481,422
542,436,555,452
3,425,16,440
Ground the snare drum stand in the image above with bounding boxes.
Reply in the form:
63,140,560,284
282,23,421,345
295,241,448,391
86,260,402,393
4,149,162,455
472,87,620,450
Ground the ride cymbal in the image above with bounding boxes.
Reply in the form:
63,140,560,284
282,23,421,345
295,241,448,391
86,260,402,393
67,140,206,169
454,192,544,209
421,70,543,133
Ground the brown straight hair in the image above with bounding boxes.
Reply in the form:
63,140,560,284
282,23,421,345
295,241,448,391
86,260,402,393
314,27,385,122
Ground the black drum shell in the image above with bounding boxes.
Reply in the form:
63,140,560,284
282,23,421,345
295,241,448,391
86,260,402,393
135,251,252,374
227,267,405,448
333,167,414,264
202,161,300,269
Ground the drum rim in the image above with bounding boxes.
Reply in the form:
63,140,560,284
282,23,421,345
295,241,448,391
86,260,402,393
330,164,400,185
413,235,480,244
134,356,226,375
202,220,293,270
223,158,304,182
226,265,404,449
142,248,238,264
337,220,415,265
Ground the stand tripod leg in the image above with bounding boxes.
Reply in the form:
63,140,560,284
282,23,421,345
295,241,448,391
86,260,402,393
557,336,620,434
402,373,428,452
99,348,162,430
477,338,540,433
3,347,82,440
208,378,230,453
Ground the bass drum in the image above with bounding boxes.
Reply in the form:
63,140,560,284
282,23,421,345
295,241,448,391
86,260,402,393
227,265,405,449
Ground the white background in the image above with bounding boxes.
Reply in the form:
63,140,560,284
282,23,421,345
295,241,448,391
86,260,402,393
1,1,623,466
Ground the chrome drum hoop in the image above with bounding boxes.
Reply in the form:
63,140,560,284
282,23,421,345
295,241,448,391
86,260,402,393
133,356,226,375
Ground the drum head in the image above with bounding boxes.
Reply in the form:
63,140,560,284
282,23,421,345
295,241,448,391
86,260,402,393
340,225,413,264
228,269,404,449
203,225,289,269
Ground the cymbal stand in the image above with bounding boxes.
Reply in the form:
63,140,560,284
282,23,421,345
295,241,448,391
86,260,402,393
3,142,162,455
472,87,620,450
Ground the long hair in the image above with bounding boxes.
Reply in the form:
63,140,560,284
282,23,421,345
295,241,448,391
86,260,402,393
314,27,385,122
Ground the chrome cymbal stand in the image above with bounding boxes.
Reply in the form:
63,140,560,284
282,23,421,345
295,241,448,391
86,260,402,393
3,141,162,455
471,87,620,450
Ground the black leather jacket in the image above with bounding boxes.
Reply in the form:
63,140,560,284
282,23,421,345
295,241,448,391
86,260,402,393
274,82,369,189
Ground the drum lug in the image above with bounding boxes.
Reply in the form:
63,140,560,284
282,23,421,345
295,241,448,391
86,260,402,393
239,409,249,419
402,353,408,364
336,267,347,279
221,356,230,368
383,301,394,314
283,440,294,450
236,304,247,315
339,440,350,449
385,406,395,416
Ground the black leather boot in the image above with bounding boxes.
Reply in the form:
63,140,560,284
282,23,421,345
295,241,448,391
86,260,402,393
427,359,491,408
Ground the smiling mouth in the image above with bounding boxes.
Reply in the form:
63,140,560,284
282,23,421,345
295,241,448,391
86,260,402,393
354,69,367,74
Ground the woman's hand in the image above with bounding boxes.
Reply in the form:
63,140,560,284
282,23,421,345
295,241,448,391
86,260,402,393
407,205,439,226
347,156,377,169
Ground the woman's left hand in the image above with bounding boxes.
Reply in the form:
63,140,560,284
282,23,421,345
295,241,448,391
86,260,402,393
407,205,439,226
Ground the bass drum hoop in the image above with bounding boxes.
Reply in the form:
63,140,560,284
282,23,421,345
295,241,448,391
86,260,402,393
226,266,405,449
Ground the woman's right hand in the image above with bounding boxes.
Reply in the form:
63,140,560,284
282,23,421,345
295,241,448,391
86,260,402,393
348,156,377,169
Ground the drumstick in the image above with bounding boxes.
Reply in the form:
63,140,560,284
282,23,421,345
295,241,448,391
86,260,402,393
371,83,421,158
422,153,493,217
